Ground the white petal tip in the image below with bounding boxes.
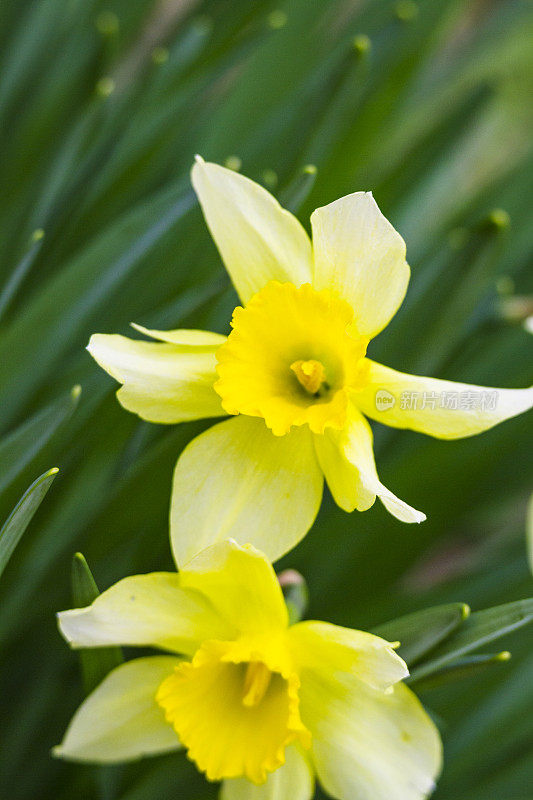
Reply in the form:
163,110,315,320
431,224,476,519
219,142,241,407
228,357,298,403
194,153,205,164
129,322,148,336
86,333,104,356
379,491,426,523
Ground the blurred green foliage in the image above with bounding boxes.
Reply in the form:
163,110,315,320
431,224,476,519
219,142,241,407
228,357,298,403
0,1,532,799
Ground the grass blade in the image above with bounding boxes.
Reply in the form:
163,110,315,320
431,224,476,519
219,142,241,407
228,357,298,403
0,467,58,578
410,598,533,682
70,552,123,695
410,651,511,691
372,602,469,666
0,385,80,491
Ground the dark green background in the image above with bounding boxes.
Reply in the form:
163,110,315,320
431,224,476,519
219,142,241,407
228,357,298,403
0,1,532,798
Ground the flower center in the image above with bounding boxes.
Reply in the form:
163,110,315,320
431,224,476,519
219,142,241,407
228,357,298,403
156,640,310,785
242,660,273,706
290,359,328,396
214,281,368,436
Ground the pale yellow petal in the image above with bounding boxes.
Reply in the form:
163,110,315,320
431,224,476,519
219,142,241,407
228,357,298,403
53,657,181,763
314,408,425,523
191,159,313,304
300,670,442,800
220,746,314,800
58,573,231,655
313,425,375,513
355,359,533,439
130,323,226,347
87,331,226,423
289,621,407,692
170,416,323,565
311,192,409,337
180,540,288,635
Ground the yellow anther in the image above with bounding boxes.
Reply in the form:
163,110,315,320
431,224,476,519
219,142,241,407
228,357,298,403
242,661,272,707
290,359,327,395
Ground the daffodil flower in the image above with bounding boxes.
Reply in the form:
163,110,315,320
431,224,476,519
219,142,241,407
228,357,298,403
88,160,533,563
55,539,442,800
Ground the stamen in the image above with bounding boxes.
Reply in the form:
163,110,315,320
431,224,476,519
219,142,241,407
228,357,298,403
290,359,327,395
242,661,272,707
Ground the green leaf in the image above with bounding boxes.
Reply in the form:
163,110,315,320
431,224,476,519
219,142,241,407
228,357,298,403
0,188,193,427
410,598,533,682
371,602,469,666
70,552,123,695
0,228,45,321
0,467,58,578
0,384,80,492
526,492,533,575
409,651,511,691
278,164,318,213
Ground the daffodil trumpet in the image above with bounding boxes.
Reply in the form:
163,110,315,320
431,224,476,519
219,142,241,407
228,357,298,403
88,159,533,563
55,539,442,800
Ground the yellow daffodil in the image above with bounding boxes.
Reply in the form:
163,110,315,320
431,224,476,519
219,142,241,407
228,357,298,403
88,159,533,563
55,539,442,800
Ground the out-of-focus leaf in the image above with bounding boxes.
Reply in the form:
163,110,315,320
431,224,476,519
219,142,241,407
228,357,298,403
0,468,58,579
278,164,318,213
410,598,533,682
0,189,193,428
0,228,45,321
371,602,469,666
0,405,136,643
0,385,80,494
70,552,123,695
526,492,533,575
409,650,511,691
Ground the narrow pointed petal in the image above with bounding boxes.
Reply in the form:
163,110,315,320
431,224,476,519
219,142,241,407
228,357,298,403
87,331,226,424
180,540,288,635
300,671,442,800
289,621,408,692
311,192,410,338
355,359,533,439
53,657,181,763
171,416,323,565
220,746,314,800
191,159,313,304
58,573,231,655
314,408,425,523
130,323,226,347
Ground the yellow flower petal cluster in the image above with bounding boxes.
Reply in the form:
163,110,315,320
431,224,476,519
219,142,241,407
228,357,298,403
55,540,442,799
87,158,533,564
